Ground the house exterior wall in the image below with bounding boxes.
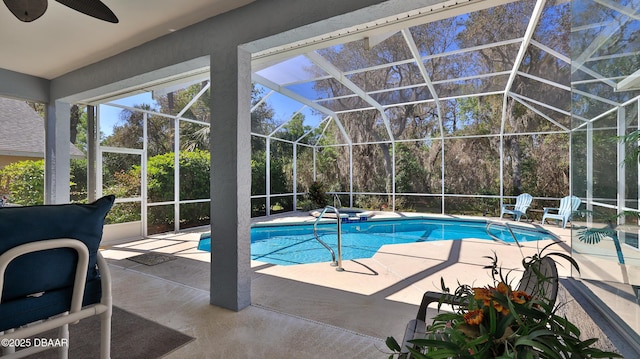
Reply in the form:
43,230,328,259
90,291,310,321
0,155,40,169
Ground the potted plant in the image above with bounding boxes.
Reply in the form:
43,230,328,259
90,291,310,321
385,245,622,358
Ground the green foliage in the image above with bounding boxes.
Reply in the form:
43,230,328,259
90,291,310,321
177,150,212,199
0,160,45,206
99,149,210,230
355,195,389,211
135,149,211,233
298,181,328,211
278,113,312,142
251,85,276,152
620,130,640,165
105,202,141,225
128,149,210,202
70,158,88,202
315,144,344,192
251,152,267,196
143,152,176,202
103,168,140,199
395,142,430,193
250,148,293,215
307,181,328,207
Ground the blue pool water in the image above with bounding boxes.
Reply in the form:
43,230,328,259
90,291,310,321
197,218,556,266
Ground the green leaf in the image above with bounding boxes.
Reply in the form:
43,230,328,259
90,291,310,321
409,339,460,351
439,277,449,293
514,337,562,359
417,349,459,359
431,312,460,322
385,336,401,352
406,347,431,359
496,313,515,338
489,300,497,332
575,337,599,349
545,252,580,272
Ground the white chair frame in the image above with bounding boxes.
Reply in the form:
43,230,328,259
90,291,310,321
0,238,111,359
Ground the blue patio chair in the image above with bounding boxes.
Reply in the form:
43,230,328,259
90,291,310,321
541,195,581,229
0,195,115,359
500,193,533,221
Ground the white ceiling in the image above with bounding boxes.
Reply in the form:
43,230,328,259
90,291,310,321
0,0,254,80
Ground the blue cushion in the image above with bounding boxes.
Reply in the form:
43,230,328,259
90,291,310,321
0,195,115,302
0,277,102,332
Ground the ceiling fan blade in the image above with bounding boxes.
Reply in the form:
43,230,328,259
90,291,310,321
54,0,118,23
4,0,47,22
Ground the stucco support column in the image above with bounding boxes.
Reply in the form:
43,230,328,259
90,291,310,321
210,46,252,311
44,100,71,204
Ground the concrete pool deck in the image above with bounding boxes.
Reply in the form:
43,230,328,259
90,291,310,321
99,211,593,358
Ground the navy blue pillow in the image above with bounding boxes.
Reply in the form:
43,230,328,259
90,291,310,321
0,195,115,302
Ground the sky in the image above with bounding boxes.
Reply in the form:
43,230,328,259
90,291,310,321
99,92,155,137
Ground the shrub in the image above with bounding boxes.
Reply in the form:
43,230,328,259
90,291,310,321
0,159,45,206
130,150,211,232
70,158,88,202
301,181,328,210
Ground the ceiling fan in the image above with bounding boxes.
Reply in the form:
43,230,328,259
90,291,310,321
3,0,118,23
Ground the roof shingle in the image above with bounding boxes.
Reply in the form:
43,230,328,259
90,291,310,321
0,97,83,158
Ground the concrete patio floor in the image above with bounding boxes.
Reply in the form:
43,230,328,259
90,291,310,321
99,212,618,358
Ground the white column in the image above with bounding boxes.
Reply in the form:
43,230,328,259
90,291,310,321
617,107,626,227
174,118,180,232
266,139,271,216
586,122,593,220
349,144,353,207
44,100,71,204
87,105,97,202
293,144,297,210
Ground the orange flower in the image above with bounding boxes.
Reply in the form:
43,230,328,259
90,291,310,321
510,290,531,304
463,309,484,325
496,282,509,295
473,287,491,302
493,302,510,315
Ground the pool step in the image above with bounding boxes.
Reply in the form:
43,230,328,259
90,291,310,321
340,213,370,223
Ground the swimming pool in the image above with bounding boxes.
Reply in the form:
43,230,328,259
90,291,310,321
197,217,558,266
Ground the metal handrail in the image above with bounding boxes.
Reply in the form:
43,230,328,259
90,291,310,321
486,221,517,246
486,220,526,259
313,205,344,271
333,193,342,209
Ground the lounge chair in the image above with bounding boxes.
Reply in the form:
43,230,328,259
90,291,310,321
400,256,558,356
0,195,115,359
500,193,533,221
541,195,581,229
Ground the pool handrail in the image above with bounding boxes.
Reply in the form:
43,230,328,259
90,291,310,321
487,220,527,259
313,205,344,272
486,221,520,246
333,193,342,209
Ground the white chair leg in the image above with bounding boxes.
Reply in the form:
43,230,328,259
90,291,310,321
58,323,69,359
100,307,112,359
1,329,16,355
